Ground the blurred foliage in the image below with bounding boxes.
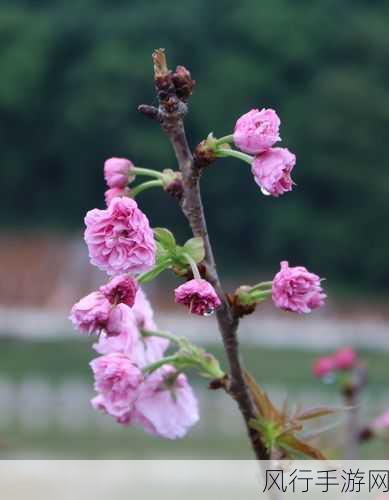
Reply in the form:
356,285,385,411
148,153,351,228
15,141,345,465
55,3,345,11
0,0,388,292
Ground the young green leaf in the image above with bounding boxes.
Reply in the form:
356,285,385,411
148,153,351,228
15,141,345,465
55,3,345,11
153,227,177,252
183,237,205,263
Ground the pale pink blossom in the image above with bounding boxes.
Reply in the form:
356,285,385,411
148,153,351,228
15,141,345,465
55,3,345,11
104,157,134,188
272,261,326,314
84,196,156,275
132,289,169,366
100,274,139,308
252,148,296,197
313,356,335,379
333,347,357,370
372,410,389,431
132,288,157,331
174,278,221,316
104,187,130,206
90,353,142,418
69,291,111,334
91,364,199,439
133,365,199,439
93,288,168,366
233,108,281,154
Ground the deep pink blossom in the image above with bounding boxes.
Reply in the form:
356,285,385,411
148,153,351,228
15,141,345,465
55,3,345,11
84,196,156,275
252,148,296,197
69,291,111,334
133,365,199,439
104,157,134,188
104,187,131,206
313,356,335,379
90,353,143,418
100,274,139,308
272,261,326,314
233,108,281,154
333,347,357,370
174,278,221,316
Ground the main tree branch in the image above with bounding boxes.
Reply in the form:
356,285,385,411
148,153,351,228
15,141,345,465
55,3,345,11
139,49,269,460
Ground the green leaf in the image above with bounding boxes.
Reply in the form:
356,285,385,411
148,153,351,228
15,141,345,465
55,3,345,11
155,241,170,262
153,227,176,252
183,237,205,263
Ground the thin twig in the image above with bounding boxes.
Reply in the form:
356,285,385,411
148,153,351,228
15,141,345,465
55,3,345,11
140,48,269,460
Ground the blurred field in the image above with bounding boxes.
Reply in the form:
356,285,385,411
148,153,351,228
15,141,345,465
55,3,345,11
0,338,387,459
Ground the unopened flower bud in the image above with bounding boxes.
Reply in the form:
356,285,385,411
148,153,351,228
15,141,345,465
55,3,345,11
104,158,134,188
234,108,281,154
172,65,196,101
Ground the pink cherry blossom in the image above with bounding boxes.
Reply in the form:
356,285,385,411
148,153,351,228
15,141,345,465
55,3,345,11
90,353,143,418
133,365,199,439
84,196,156,276
100,274,139,308
313,356,335,379
104,157,134,188
132,289,169,365
233,108,281,154
91,364,199,439
333,347,357,370
174,278,221,316
105,303,136,338
69,291,112,334
104,187,131,206
272,261,326,314
252,147,296,197
93,288,169,366
372,410,389,431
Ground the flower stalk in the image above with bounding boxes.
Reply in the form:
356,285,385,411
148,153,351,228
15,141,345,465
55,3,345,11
142,48,270,460
215,148,253,165
131,179,163,198
133,166,164,180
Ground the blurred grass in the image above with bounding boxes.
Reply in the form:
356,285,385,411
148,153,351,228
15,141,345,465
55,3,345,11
0,337,387,388
0,338,387,459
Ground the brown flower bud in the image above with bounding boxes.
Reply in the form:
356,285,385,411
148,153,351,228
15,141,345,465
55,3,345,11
193,139,217,168
172,65,196,101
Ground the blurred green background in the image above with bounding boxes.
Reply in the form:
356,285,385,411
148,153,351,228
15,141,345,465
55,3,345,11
1,0,389,293
0,0,388,459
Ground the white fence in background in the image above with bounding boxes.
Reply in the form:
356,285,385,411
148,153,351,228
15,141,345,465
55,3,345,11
0,377,387,434
0,307,389,350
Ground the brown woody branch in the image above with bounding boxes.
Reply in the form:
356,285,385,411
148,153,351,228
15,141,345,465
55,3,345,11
139,48,269,460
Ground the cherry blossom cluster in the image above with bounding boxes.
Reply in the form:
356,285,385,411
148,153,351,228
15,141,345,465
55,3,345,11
70,275,199,438
69,104,327,440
